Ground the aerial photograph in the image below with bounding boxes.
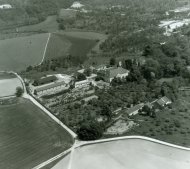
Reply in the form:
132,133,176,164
0,0,190,168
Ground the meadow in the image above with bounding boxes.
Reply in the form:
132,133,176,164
45,31,107,61
0,98,73,169
0,33,49,72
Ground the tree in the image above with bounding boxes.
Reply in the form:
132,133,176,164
110,58,116,66
101,105,112,119
59,22,65,30
76,73,86,81
77,121,103,140
15,87,24,97
84,68,92,77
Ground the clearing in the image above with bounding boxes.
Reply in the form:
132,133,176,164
0,98,73,169
0,33,49,71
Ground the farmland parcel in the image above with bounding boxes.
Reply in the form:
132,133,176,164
0,33,49,72
53,138,190,169
0,98,73,169
45,31,107,61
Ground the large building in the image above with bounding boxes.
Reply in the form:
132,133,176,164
35,81,69,96
34,75,57,86
104,67,129,82
75,80,90,88
126,103,144,116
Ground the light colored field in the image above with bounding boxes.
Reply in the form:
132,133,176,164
0,78,22,97
18,16,59,33
0,33,49,71
0,98,73,169
53,138,190,169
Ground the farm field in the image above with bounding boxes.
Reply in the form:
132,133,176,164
61,31,107,53
0,33,49,71
18,16,59,33
53,138,190,169
0,98,73,169
0,73,22,98
45,31,107,61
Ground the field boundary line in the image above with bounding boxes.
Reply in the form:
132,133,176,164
75,135,190,151
37,136,190,169
27,94,77,138
32,148,72,169
38,33,51,66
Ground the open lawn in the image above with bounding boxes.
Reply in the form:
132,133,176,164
18,16,59,33
0,98,73,169
0,33,49,71
53,138,190,169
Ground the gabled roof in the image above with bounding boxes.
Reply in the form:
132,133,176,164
37,76,57,85
156,96,172,106
108,67,129,78
127,103,144,115
35,81,66,92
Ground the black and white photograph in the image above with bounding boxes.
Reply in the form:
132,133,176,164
0,0,190,168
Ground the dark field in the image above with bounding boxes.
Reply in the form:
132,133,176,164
0,98,73,169
45,32,97,61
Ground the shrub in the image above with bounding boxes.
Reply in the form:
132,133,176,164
174,120,181,128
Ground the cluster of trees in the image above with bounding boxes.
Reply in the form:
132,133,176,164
25,54,87,73
77,121,104,140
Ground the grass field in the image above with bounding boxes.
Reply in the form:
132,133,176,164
0,72,23,98
45,31,107,61
0,98,73,169
18,16,59,33
0,72,16,80
53,139,190,169
0,33,49,71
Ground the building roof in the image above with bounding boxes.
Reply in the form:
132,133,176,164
37,76,57,85
108,67,129,79
75,80,89,85
35,81,66,92
82,95,98,102
127,103,144,115
157,96,172,106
